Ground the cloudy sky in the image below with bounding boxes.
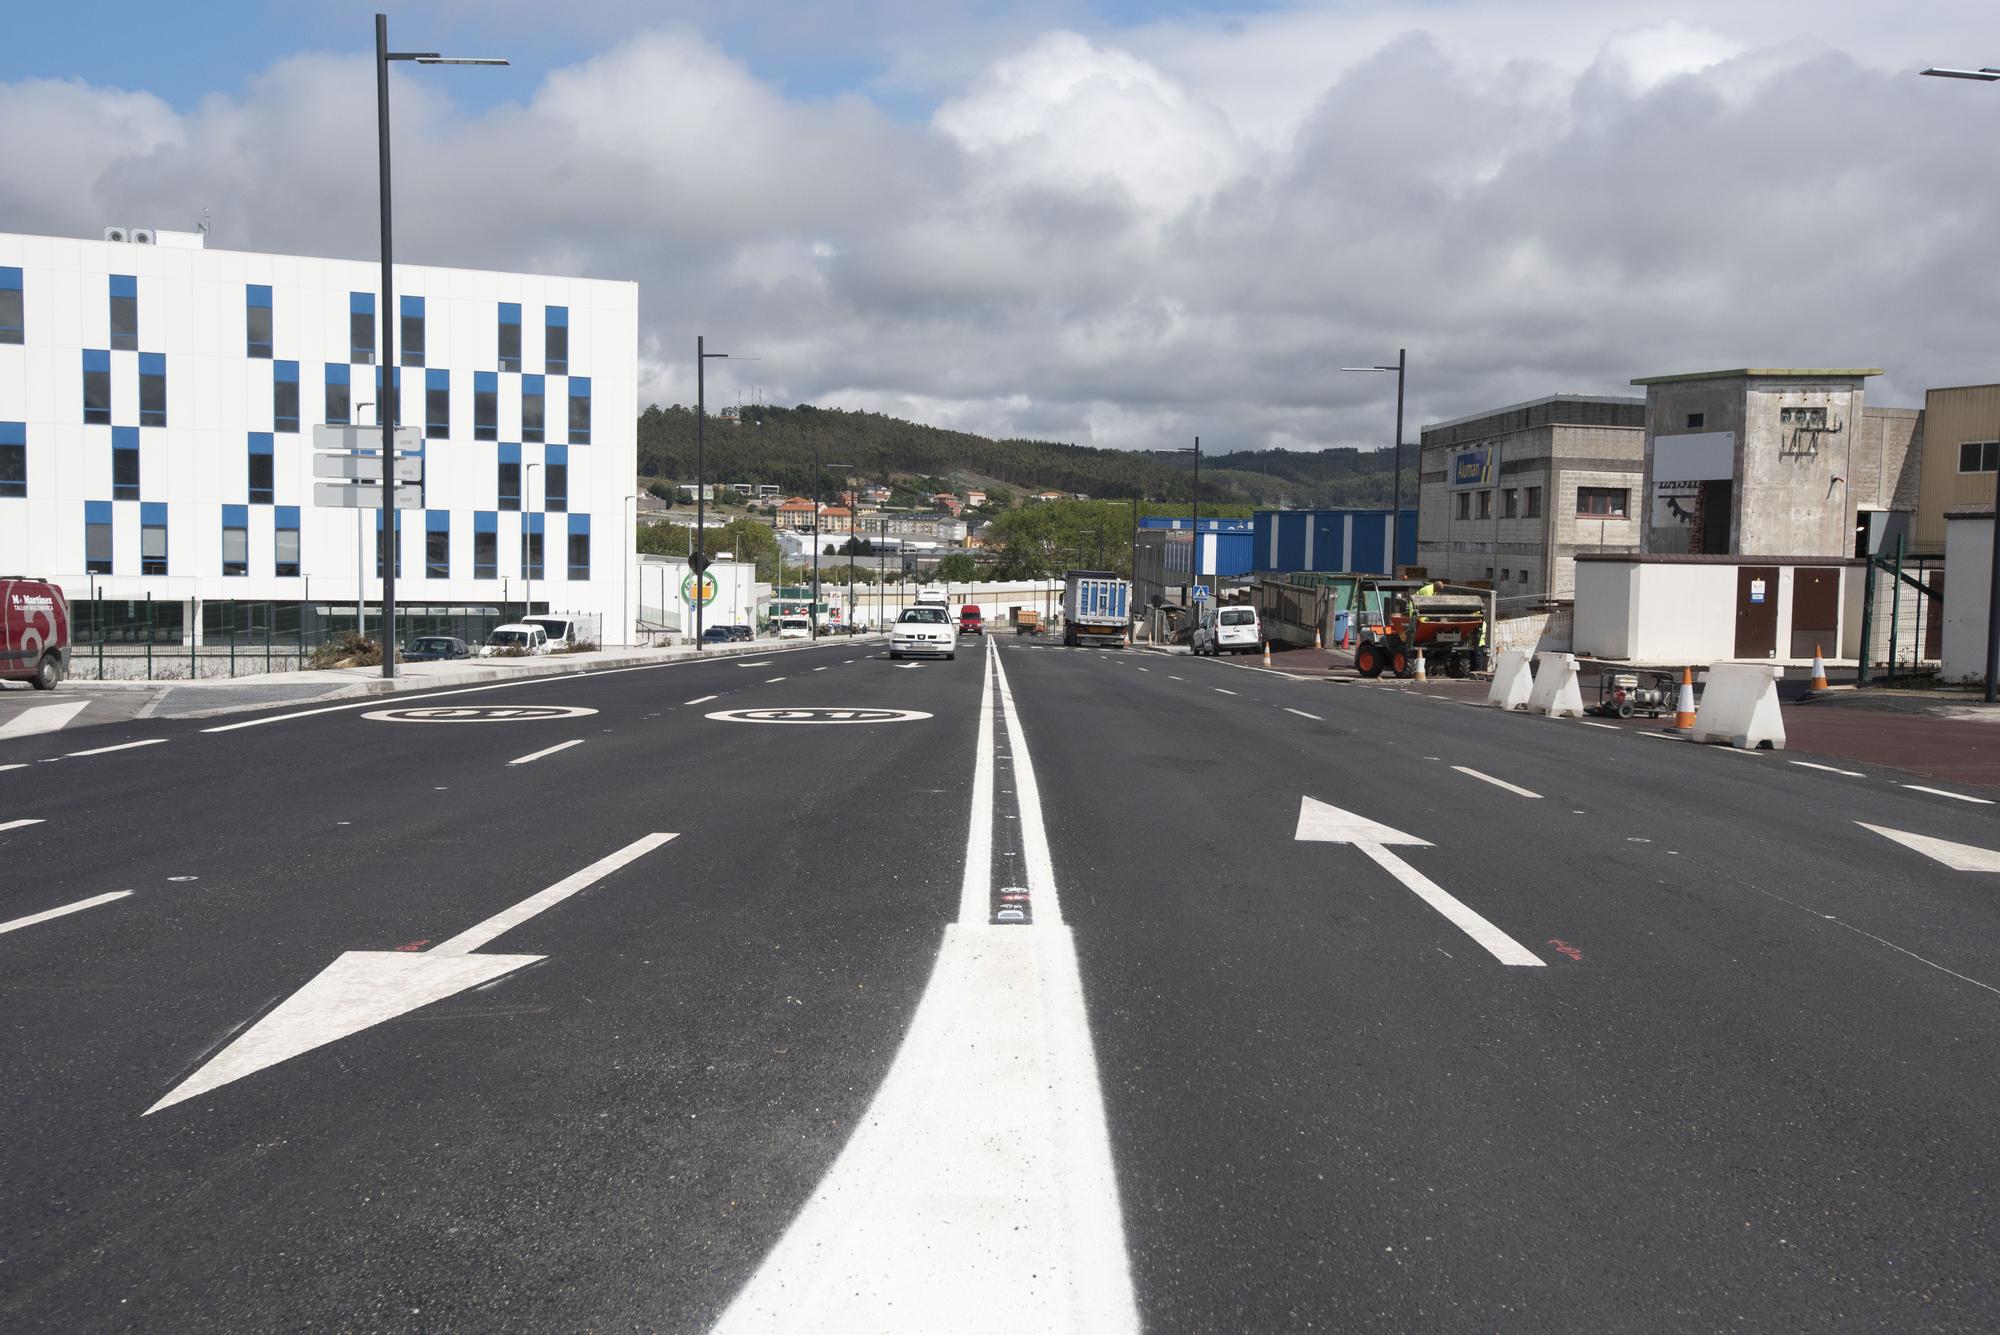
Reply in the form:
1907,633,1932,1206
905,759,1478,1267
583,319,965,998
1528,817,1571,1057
4,1,1998,451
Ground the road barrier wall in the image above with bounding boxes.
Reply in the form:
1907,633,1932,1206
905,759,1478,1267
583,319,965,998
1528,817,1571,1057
1487,650,1535,710
1527,651,1584,718
1691,663,1787,750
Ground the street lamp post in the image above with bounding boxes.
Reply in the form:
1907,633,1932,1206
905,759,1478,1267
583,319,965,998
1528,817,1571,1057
373,13,507,678
818,459,856,637
1341,349,1407,576
694,336,737,650
1173,438,1201,606
622,493,636,649
524,461,541,618
1920,63,2000,702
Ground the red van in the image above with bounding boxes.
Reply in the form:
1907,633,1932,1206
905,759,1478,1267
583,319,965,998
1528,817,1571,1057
958,604,984,636
1,577,70,689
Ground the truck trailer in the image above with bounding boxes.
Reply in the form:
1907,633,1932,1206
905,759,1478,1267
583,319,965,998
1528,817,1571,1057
1062,570,1130,647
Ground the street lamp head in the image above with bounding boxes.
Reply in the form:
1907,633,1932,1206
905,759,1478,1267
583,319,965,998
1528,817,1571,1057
413,56,511,65
1921,66,2000,80
1339,365,1398,373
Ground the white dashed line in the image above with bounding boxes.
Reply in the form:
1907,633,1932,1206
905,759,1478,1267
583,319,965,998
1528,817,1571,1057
64,739,169,758
1214,688,1237,696
685,695,718,705
1577,720,1621,731
0,890,133,937
508,739,585,766
1903,784,1995,805
1451,765,1542,799
1791,760,1864,778
766,677,787,683
0,818,47,834
1284,708,1323,721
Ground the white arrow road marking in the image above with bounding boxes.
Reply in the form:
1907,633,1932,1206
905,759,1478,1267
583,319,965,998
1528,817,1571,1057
1295,796,1544,967
145,833,677,1115
716,638,1137,1334
0,890,132,936
1858,822,2000,872
0,701,90,741
0,818,47,834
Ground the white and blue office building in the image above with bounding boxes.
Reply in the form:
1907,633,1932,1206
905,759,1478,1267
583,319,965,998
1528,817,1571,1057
1252,508,1417,577
0,227,639,648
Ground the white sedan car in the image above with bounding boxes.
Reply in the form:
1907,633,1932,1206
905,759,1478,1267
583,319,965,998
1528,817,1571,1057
890,606,958,660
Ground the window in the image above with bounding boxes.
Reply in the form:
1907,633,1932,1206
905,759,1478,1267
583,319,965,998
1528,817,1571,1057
222,504,249,576
273,360,299,433
139,353,167,427
376,510,402,578
83,349,112,425
85,500,113,574
474,511,498,579
248,432,275,504
1686,412,1705,429
246,284,273,358
1455,491,1470,520
1499,569,1510,583
498,443,521,510
498,302,521,372
566,513,590,580
109,274,138,351
325,363,351,425
426,368,450,439
522,512,545,579
350,292,376,363
1478,490,1493,519
1503,488,1519,518
141,502,168,575
545,306,568,374
1577,486,1629,517
426,510,450,579
568,376,591,444
1958,441,2000,474
275,506,301,577
0,421,24,498
545,445,568,512
112,427,139,500
474,371,497,441
1526,486,1542,518
522,375,545,443
0,266,21,344
400,295,425,367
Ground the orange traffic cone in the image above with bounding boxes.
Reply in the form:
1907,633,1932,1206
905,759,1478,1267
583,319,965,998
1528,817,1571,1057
1413,647,1428,683
1811,644,1829,691
1314,625,1323,650
1672,665,1697,733
1262,641,1273,667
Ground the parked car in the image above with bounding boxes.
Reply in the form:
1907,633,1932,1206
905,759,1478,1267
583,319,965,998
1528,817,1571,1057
519,616,583,649
890,606,958,660
479,623,551,656
727,624,755,641
959,604,984,635
0,576,71,689
404,635,472,662
701,625,734,646
777,616,812,639
1192,605,1261,656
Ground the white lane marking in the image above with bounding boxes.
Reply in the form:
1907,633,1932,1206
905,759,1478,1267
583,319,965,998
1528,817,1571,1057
0,701,91,740
684,695,718,705
1167,675,1184,681
64,738,169,758
956,641,997,922
1792,760,1864,777
717,637,1137,1334
1903,784,1995,805
1755,884,2000,999
0,890,133,936
1285,708,1324,721
737,661,773,668
0,818,47,834
813,666,829,672
897,662,924,670
1214,688,1237,696
1450,765,1543,799
765,676,787,683
433,832,679,956
0,763,27,773
507,739,585,766
1636,732,1678,742
1136,666,1150,672
844,659,856,664
1578,720,1621,731
1857,822,2000,872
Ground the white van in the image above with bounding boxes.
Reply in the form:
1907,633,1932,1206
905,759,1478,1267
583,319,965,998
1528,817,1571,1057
480,623,551,656
520,616,583,648
777,616,812,639
1193,605,1261,656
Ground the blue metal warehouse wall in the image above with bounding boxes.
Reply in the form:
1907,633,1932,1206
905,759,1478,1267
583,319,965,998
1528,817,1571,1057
1251,509,1417,575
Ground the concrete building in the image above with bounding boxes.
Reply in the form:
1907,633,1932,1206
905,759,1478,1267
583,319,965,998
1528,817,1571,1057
0,226,639,643
1133,523,1254,611
1914,384,2000,557
1416,394,1647,602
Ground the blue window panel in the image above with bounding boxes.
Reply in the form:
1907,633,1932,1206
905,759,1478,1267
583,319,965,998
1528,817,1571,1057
521,374,545,442
141,501,168,574
324,362,351,425
246,283,273,358
567,513,589,535
0,420,24,498
0,265,20,343
425,509,449,578
474,511,498,533
566,512,589,580
546,306,568,327
400,294,425,367
544,444,568,512
109,275,138,351
275,505,301,576
112,426,140,501
567,376,591,445
425,368,450,439
246,284,272,307
350,291,376,363
524,512,544,535
138,353,167,427
87,499,111,523
110,275,137,298
83,349,112,425
273,360,300,433
521,511,544,580
498,301,522,372
85,500,113,572
474,370,498,440
498,441,521,511
248,431,275,506
0,267,19,289
473,509,498,578
222,504,250,576
426,509,449,532
276,504,300,526
544,306,568,374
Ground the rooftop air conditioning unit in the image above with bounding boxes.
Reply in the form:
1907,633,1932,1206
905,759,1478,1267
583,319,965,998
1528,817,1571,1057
130,228,156,245
103,226,129,243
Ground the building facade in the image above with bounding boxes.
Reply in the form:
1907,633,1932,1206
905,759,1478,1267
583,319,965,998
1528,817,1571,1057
1250,508,1415,577
0,228,638,645
1416,394,1647,602
1913,383,2000,557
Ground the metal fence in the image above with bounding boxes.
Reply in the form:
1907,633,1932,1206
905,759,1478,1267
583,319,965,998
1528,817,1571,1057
62,599,579,681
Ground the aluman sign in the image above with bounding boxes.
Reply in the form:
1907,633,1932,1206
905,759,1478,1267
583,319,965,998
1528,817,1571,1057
681,572,718,607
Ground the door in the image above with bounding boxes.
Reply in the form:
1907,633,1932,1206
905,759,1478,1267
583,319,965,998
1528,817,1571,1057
1734,566,1779,659
1788,567,1840,659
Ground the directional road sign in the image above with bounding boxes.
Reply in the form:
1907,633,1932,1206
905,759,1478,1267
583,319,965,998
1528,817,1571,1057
312,424,423,455
314,481,423,510
313,453,423,482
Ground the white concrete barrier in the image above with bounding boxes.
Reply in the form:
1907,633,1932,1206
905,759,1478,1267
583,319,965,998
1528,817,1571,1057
1487,649,1535,711
1691,663,1786,750
1527,651,1584,719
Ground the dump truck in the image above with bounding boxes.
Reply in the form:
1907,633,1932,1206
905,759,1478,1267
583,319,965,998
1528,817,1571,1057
1011,607,1043,635
1062,570,1130,647
1350,579,1489,679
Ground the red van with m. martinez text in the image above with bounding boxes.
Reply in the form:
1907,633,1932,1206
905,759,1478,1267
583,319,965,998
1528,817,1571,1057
1,577,70,690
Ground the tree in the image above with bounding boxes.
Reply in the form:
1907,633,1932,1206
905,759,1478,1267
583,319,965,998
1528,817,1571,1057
934,553,977,582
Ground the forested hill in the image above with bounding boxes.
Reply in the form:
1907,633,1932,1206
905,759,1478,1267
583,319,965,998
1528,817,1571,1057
635,403,1416,509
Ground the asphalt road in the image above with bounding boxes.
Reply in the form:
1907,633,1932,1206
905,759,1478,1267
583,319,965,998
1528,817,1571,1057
3,635,1998,1331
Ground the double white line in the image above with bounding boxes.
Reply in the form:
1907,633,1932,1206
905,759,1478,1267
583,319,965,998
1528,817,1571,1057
714,639,1138,1334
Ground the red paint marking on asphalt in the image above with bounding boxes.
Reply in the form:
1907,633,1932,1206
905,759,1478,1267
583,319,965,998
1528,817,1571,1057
1547,938,1583,962
392,939,431,953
